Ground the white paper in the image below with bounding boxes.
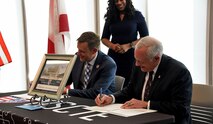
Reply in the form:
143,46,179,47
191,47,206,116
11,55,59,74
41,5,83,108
84,104,157,117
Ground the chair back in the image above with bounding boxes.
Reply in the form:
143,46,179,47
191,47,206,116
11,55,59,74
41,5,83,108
115,76,125,92
191,84,213,124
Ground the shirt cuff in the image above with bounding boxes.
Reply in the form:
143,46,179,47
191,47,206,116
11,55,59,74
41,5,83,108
147,100,150,109
109,94,115,104
66,88,69,95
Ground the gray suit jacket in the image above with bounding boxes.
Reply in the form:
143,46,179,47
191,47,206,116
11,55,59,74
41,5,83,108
113,54,192,124
66,51,117,99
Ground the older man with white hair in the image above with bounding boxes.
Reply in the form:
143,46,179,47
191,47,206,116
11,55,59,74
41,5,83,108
95,36,192,124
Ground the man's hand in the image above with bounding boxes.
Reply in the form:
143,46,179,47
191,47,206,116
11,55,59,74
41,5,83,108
121,98,148,109
63,87,67,95
95,94,113,106
63,85,71,95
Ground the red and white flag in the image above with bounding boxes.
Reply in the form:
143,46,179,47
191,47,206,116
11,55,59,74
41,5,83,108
47,0,70,54
0,32,12,67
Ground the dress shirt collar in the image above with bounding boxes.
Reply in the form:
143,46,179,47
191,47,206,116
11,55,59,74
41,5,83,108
151,57,162,76
87,52,98,66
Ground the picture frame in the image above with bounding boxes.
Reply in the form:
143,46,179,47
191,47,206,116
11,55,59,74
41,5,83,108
28,54,77,100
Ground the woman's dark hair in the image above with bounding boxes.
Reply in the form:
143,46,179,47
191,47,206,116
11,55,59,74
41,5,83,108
104,0,135,24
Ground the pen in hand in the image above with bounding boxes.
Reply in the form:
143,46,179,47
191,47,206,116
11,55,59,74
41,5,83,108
99,88,103,100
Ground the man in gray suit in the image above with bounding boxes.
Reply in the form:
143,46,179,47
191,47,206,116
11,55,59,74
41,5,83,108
65,31,117,99
95,36,192,124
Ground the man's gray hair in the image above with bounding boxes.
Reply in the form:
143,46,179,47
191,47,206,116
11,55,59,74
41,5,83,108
135,36,163,59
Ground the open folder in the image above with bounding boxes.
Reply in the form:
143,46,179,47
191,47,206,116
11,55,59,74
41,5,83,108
84,104,157,117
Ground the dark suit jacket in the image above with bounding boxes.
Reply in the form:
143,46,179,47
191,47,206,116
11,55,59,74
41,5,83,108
66,51,117,99
113,54,192,124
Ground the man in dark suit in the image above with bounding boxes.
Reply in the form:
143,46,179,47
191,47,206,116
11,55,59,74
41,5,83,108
65,31,117,99
95,36,192,124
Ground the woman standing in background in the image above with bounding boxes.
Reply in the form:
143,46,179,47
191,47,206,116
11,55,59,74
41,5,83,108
101,0,149,87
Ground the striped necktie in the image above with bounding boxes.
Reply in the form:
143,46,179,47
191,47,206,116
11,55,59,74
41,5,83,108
84,62,91,88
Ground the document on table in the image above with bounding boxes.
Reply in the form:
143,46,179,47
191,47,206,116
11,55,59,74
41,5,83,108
84,104,157,117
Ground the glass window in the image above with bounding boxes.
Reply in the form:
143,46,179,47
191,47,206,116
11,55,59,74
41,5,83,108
24,0,49,82
0,0,27,92
0,0,209,92
99,0,207,84
25,0,95,81
148,0,207,84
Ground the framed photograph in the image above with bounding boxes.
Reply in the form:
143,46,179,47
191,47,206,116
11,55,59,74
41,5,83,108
28,54,77,100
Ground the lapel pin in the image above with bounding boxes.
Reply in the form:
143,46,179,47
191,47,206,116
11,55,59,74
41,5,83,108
158,75,161,78
96,65,100,69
